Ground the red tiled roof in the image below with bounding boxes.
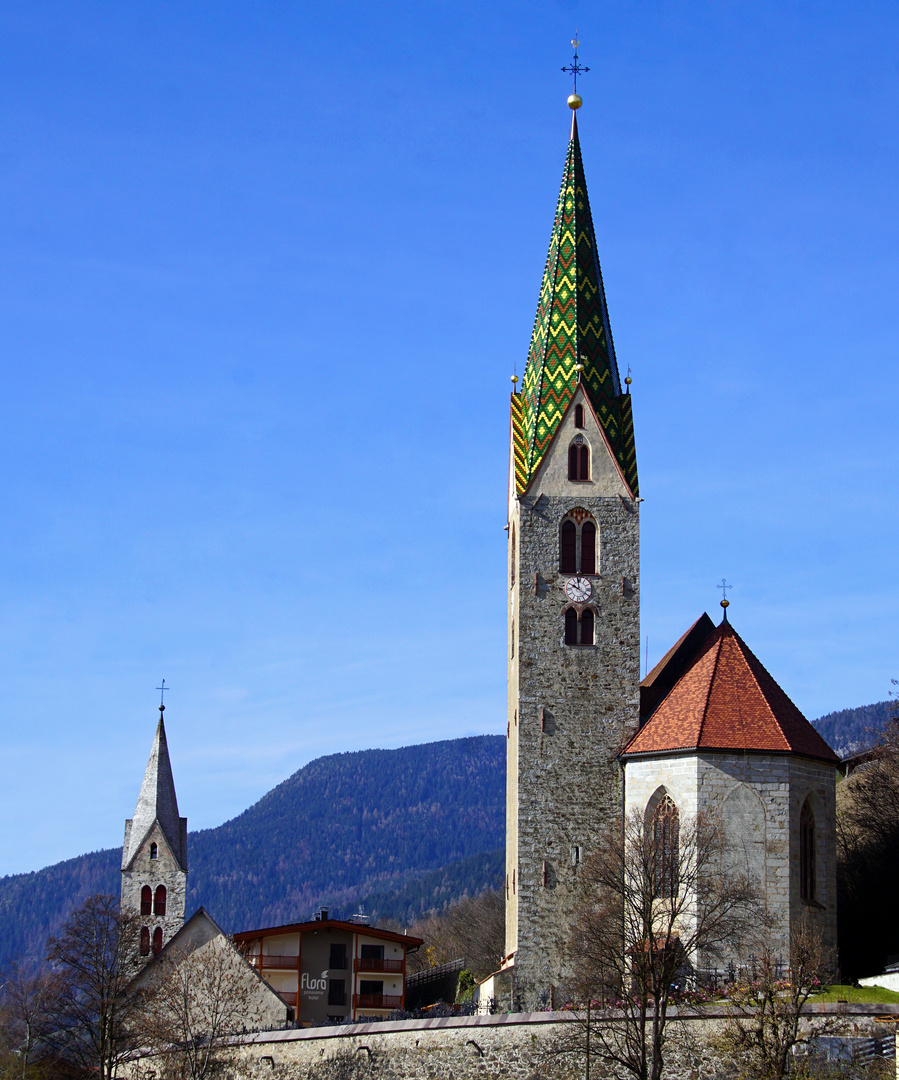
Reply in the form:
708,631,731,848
622,619,839,764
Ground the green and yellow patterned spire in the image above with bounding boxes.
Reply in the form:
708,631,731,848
511,109,638,496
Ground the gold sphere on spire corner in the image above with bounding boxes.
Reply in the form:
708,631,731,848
568,93,582,110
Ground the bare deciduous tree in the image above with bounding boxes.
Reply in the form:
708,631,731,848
44,894,144,1080
138,937,254,1080
0,961,62,1080
559,808,757,1080
721,916,837,1080
402,888,504,981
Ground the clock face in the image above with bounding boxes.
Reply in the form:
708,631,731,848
565,576,592,602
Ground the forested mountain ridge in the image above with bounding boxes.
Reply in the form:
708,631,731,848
811,699,894,758
0,700,889,964
0,736,505,963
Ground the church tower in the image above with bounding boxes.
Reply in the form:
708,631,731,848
121,699,188,966
504,100,640,1008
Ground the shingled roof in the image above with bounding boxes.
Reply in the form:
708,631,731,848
511,110,637,497
622,617,839,765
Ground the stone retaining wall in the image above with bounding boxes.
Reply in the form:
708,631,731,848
124,1004,899,1080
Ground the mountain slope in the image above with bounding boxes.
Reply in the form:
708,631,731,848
0,735,505,963
811,700,894,758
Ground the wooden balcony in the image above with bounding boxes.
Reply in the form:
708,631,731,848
354,993,402,1011
354,957,403,973
277,991,298,1006
257,955,299,969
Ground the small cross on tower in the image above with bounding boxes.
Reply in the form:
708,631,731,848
717,578,732,620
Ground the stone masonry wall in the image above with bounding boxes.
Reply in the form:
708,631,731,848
623,752,838,969
122,1005,899,1080
506,385,640,1010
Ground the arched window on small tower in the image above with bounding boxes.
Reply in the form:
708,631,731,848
651,794,680,899
564,607,578,645
141,885,152,916
150,843,158,860
152,927,163,955
140,927,150,956
560,520,577,574
154,885,167,917
574,403,585,428
581,521,596,575
800,799,816,901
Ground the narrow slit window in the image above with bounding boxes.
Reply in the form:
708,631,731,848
560,520,577,573
150,843,158,860
574,404,585,428
800,800,816,901
581,522,596,575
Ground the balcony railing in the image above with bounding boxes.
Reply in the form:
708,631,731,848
277,991,298,1006
256,955,299,969
354,957,403,974
354,993,402,1011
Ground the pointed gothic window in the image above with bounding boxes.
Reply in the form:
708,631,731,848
564,607,578,645
651,794,680,899
560,521,577,573
141,885,152,916
152,927,163,955
581,522,596,575
574,404,585,428
800,800,816,901
568,438,590,481
150,843,158,860
140,927,150,956
154,885,167,917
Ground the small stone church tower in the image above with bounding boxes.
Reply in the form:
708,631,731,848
503,101,641,1008
121,700,188,966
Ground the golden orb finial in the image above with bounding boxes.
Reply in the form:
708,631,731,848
574,361,585,373
511,374,518,384
568,93,582,110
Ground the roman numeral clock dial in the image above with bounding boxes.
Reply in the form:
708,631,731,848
565,576,592,603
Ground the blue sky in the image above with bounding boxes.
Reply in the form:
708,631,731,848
1,1,897,877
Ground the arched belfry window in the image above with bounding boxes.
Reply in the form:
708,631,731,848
800,799,816,901
650,793,680,899
141,885,152,916
560,521,577,574
568,435,590,481
152,927,163,955
559,509,598,576
564,607,595,646
154,885,167,917
574,403,585,429
150,843,158,860
140,927,150,956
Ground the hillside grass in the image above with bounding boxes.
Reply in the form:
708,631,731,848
810,984,899,1004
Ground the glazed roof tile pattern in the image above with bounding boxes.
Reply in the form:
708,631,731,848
512,113,638,496
623,620,840,764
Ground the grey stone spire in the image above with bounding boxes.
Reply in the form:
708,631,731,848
122,705,188,870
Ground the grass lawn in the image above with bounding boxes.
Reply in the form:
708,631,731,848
810,984,899,1004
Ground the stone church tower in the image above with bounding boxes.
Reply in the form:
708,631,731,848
503,102,641,1008
121,701,188,966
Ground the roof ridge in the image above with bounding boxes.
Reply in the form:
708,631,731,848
696,630,725,746
727,628,790,749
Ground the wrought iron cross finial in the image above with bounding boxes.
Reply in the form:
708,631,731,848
562,35,589,94
156,679,169,710
717,579,732,618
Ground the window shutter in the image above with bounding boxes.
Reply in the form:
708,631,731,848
581,522,596,574
580,609,594,645
141,886,152,916
560,521,577,573
154,885,167,917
